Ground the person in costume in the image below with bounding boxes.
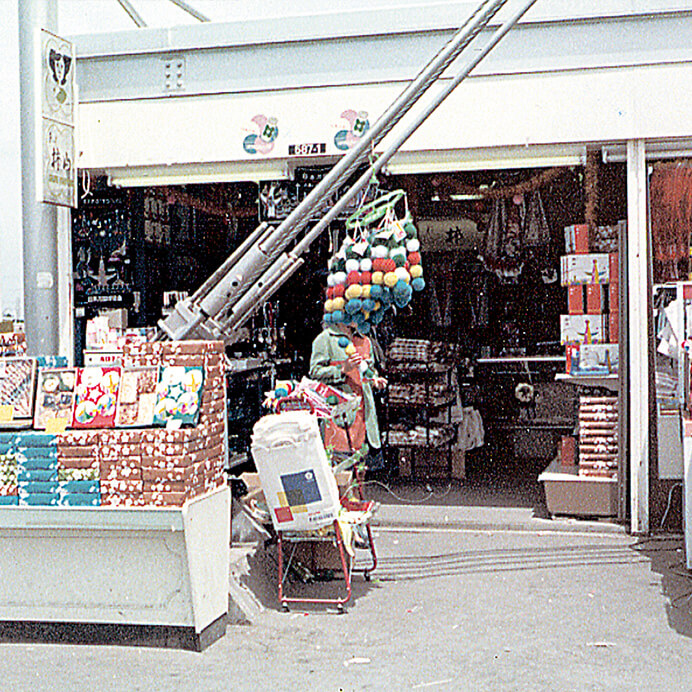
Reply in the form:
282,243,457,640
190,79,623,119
309,322,387,473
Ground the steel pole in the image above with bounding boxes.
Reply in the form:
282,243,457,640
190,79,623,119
18,0,59,355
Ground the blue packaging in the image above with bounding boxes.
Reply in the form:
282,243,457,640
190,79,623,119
57,494,101,507
19,494,59,506
36,356,68,368
15,447,58,459
18,481,60,495
0,434,20,447
14,433,57,448
18,467,58,483
58,480,100,495
16,456,58,471
0,495,19,506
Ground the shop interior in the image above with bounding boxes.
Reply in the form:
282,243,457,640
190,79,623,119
73,156,627,513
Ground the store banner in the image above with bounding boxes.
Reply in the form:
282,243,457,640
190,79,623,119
417,218,481,252
38,29,77,208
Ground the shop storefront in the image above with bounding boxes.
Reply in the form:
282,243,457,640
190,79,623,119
64,2,692,534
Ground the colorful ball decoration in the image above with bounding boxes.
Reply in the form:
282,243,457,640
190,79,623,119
322,208,425,334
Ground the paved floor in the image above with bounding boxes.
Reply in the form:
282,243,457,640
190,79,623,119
1,526,691,691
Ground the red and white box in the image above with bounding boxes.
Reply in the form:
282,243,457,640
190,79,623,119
564,224,590,254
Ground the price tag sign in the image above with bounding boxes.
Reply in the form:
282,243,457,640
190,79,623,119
45,417,69,434
0,405,15,422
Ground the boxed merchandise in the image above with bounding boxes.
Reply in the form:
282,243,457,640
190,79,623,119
571,344,619,375
586,284,607,314
560,254,610,286
568,286,584,314
609,311,619,343
560,315,607,344
564,224,590,254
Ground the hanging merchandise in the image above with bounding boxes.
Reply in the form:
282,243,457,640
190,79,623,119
321,189,425,368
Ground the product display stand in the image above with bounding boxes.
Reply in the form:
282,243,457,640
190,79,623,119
384,341,459,480
0,485,230,651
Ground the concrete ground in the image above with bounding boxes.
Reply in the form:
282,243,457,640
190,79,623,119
1,454,690,691
1,522,691,691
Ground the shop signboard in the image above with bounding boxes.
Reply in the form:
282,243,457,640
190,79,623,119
418,218,481,252
38,29,77,208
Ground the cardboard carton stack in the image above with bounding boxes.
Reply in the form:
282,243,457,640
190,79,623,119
578,396,619,479
561,223,622,375
0,332,27,357
121,340,227,506
0,340,227,509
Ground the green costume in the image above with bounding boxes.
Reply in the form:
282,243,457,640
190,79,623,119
309,327,381,450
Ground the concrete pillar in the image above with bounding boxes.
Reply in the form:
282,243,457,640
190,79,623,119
18,0,60,355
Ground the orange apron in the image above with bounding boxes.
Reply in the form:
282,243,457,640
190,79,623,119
323,336,371,453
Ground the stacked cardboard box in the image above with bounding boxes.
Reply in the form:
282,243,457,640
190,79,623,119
121,340,227,506
0,332,27,357
0,434,18,505
561,223,621,372
578,396,619,479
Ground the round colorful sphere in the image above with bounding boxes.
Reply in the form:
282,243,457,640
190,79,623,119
410,264,423,279
360,258,372,272
331,309,344,323
345,258,360,273
344,344,356,356
345,284,363,300
412,277,426,291
408,251,422,265
337,336,350,348
332,297,346,311
369,284,383,300
345,298,363,315
332,271,347,286
361,284,371,298
395,267,411,283
384,271,399,288
406,238,420,253
324,299,334,313
333,284,345,298
372,271,384,285
347,271,361,286
361,271,372,285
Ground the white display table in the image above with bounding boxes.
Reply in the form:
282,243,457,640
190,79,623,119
0,486,230,650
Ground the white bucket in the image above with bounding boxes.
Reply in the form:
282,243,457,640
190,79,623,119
251,411,340,531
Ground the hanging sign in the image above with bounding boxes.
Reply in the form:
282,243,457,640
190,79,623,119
38,29,77,208
417,218,482,252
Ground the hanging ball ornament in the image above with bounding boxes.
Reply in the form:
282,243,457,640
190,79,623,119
338,336,350,348
324,299,334,313
410,264,423,279
345,298,363,315
361,284,371,298
332,271,347,286
384,272,399,288
372,271,384,285
360,258,372,272
333,284,345,298
332,297,346,311
395,267,411,283
412,277,426,292
345,284,363,300
406,238,420,253
347,271,361,285
345,258,360,273
331,309,344,323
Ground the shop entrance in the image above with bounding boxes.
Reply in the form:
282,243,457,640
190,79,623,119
72,157,628,519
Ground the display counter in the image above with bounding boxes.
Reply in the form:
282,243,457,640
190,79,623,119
0,485,230,649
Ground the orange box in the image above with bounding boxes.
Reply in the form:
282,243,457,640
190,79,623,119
560,436,576,467
586,284,606,314
609,310,619,343
565,224,590,254
568,286,584,314
609,282,619,314
609,253,619,281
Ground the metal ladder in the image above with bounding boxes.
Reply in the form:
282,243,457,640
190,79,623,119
157,0,539,345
